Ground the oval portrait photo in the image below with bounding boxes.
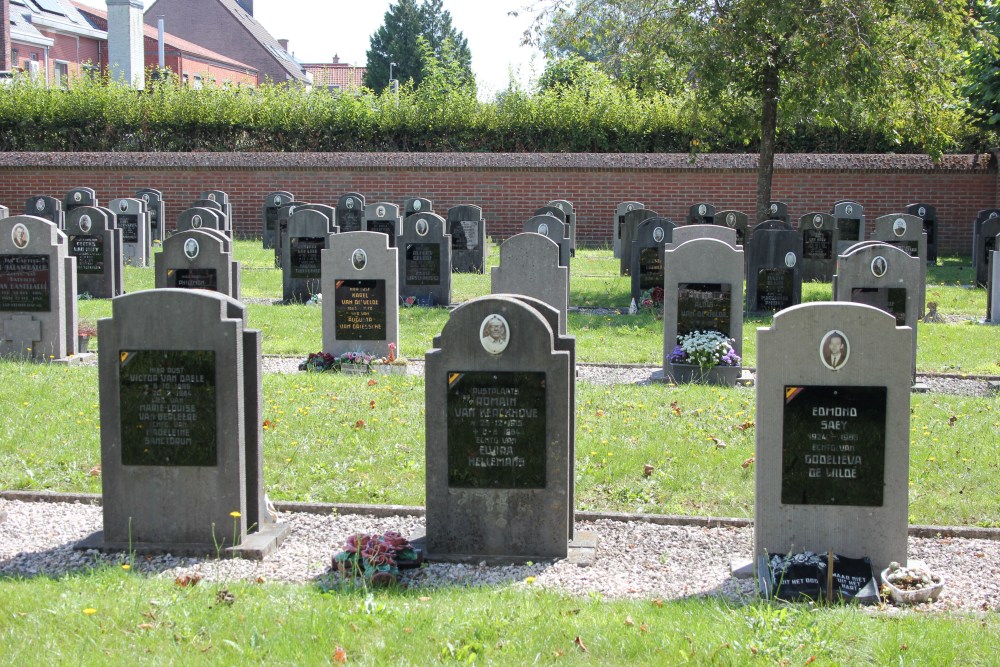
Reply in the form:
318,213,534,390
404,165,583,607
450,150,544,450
480,314,510,355
820,330,850,371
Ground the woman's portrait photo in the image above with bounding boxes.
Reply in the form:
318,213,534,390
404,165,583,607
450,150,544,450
184,238,200,260
480,314,510,355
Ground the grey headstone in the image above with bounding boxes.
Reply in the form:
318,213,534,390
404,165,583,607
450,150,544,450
716,210,750,245
199,190,232,231
156,228,240,300
110,198,150,268
799,212,839,282
767,201,789,223
662,238,744,380
283,208,335,303
491,232,568,335
321,231,399,358
670,223,740,249
619,208,656,276
64,187,97,213
1,215,77,360
424,294,573,562
755,302,911,575
831,200,865,256
0,205,8,220
630,217,676,303
446,204,486,273
262,191,294,249
872,214,927,263
973,216,1000,288
272,202,298,269
85,289,288,556
337,193,366,233
905,203,937,263
293,203,338,233
177,206,225,235
614,201,644,259
749,219,793,241
25,196,64,229
989,246,1000,323
523,214,570,267
403,197,433,217
364,202,402,248
745,228,802,314
137,188,165,245
66,206,123,299
399,212,452,307
687,202,716,225
548,200,576,256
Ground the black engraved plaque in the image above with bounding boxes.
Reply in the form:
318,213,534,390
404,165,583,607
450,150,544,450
290,237,325,279
756,268,793,311
405,243,441,285
802,230,833,260
334,279,386,340
676,282,731,338
172,268,218,291
850,287,907,326
638,247,663,290
119,214,139,244
0,254,50,311
69,235,104,275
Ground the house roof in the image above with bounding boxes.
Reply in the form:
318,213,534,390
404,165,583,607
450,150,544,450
303,62,366,90
71,1,256,73
216,0,307,83
10,0,103,45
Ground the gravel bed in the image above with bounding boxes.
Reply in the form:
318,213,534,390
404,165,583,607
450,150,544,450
1,499,997,611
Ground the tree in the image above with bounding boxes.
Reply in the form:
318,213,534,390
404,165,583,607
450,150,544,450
364,0,473,93
534,1,977,222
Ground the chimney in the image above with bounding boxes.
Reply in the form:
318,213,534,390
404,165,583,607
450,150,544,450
1,0,11,71
332,54,339,65
278,39,289,52
236,0,253,15
107,0,145,89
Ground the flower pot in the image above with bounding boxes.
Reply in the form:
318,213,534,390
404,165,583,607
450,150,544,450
668,363,741,386
77,335,91,353
880,567,944,605
340,364,370,376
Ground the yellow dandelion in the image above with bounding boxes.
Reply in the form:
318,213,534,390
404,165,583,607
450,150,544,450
525,576,536,585
121,564,131,571
83,608,97,615
230,511,241,518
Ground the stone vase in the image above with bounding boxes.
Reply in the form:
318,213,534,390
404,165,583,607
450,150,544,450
668,363,741,386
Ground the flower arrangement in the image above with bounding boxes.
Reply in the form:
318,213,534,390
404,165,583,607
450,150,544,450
299,343,406,373
668,330,741,370
401,295,417,308
332,531,423,586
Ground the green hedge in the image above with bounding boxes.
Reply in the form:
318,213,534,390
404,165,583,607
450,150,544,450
0,75,989,153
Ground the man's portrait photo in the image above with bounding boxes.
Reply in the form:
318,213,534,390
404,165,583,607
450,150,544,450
11,223,29,249
820,330,850,370
352,248,368,271
183,238,200,260
480,314,509,355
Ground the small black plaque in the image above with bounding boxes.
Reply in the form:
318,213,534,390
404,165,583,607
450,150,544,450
334,279,386,340
447,371,547,489
405,243,441,285
290,237,325,279
802,229,833,260
172,268,218,291
0,254,50,311
119,214,139,244
837,219,861,242
368,220,396,246
638,247,663,290
451,220,480,251
850,287,907,325
756,268,793,311
70,235,105,275
677,282,731,338
781,385,887,506
119,350,216,466
340,210,363,233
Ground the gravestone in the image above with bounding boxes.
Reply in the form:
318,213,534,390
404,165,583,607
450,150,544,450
177,206,225,235
80,288,289,557
749,219,793,240
0,215,77,361
64,187,97,214
755,301,911,576
989,245,1000,323
630,217,676,303
283,208,335,303
768,201,789,223
872,214,928,306
745,228,801,314
365,202,402,248
424,294,576,563
337,193,366,233
716,210,750,245
136,188,165,245
294,203,338,232
200,190,232,232
834,242,922,379
832,200,865,255
905,203,937,264
548,200,576,256
0,204,8,219
446,204,486,273
156,228,241,300
619,208,656,275
110,197,150,267
403,197,433,217
262,191,293,249
799,212,839,282
321,231,399,358
670,223,740,249
662,238,744,380
191,198,228,236
535,204,573,256
399,212,452,306
272,202,298,269
614,201,644,259
687,202,716,225
524,214,570,267
24,196,64,229
973,215,1000,288
491,232,568,335
66,206,123,299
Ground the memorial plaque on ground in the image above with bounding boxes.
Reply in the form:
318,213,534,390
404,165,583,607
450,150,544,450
524,214,570,267
491,232,568,335
24,196,64,229
799,212,838,282
832,200,865,255
66,206,123,299
425,295,573,562
283,208,334,303
156,228,240,299
262,191,294,249
974,216,1000,288
0,215,77,360
715,210,749,245
905,203,937,264
365,202,401,248
64,187,97,214
548,199,576,256
136,188,165,244
614,201,644,259
399,212,452,306
82,289,288,556
337,193,366,233
630,217,676,303
619,208,656,276
110,198,150,267
321,231,398,357
745,228,801,313
755,302,911,575
687,202,716,225
662,238,744,379
446,204,486,273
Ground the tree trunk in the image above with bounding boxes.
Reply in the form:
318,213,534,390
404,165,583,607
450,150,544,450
755,62,780,224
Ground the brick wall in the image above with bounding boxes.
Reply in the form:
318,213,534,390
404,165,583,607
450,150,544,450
0,152,994,255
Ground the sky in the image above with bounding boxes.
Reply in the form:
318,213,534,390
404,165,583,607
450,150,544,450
74,0,547,98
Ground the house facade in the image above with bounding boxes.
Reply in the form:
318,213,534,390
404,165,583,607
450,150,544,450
302,55,365,92
4,0,105,86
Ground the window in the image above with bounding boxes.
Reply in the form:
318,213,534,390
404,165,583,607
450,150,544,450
55,61,69,88
11,49,19,69
192,75,203,89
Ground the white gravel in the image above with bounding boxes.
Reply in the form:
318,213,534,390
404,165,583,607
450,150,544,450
2,499,997,612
